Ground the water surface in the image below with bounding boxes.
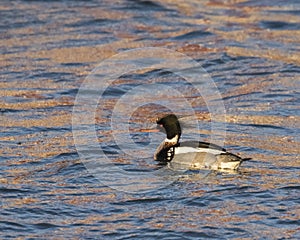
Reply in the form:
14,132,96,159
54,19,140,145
1,0,300,239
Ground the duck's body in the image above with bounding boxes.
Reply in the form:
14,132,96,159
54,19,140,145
154,114,250,170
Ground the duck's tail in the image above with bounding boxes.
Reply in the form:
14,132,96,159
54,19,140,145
242,157,252,162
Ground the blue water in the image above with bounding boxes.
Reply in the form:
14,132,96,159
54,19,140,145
1,0,300,239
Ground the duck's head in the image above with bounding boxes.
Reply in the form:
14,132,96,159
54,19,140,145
154,114,181,162
156,114,181,140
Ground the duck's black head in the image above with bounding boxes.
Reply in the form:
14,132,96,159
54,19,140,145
156,114,181,140
154,114,181,163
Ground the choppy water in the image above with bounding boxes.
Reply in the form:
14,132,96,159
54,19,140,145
1,0,300,239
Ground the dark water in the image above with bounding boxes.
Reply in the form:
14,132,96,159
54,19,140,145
1,0,300,239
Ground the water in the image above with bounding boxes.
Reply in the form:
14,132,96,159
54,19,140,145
1,0,300,239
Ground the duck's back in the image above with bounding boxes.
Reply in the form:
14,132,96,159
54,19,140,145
174,141,226,155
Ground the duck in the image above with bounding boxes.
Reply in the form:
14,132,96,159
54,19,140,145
154,114,250,170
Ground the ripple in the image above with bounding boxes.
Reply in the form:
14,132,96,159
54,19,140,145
260,21,300,30
173,30,213,40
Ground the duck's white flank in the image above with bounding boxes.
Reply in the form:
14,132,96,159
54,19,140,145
174,146,225,155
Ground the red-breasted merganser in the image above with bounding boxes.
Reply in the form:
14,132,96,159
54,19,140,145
154,114,250,170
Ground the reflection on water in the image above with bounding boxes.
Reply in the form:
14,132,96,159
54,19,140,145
1,0,300,239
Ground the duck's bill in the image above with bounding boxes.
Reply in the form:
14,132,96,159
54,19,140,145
140,124,161,133
140,128,160,133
